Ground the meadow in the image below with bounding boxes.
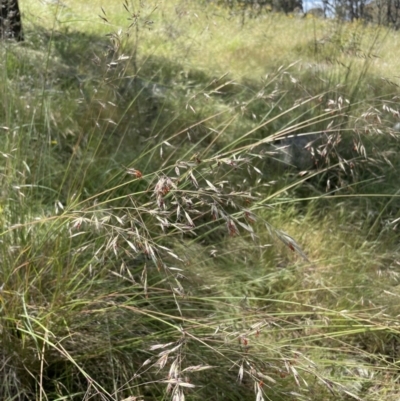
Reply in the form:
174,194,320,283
1,1,400,400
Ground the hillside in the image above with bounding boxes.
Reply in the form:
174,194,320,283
1,1,400,400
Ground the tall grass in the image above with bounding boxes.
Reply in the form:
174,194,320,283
0,1,400,400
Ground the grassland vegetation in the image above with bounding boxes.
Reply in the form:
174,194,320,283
0,1,400,400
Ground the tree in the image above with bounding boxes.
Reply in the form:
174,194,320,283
273,0,303,14
364,0,400,28
326,0,400,27
0,0,23,41
321,0,367,21
214,0,303,15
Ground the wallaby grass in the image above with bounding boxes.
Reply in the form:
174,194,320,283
0,1,400,400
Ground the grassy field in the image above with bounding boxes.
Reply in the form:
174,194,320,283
1,1,400,400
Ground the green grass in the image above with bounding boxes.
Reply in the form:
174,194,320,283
0,1,400,400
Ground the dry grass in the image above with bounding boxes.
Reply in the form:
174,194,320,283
0,1,400,400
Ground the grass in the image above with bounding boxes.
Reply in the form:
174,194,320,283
0,0,400,400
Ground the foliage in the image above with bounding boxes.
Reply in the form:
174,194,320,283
209,0,303,15
0,1,399,400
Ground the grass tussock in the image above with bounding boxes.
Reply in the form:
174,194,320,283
0,0,400,400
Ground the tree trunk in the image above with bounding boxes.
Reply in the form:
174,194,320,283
0,0,23,41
